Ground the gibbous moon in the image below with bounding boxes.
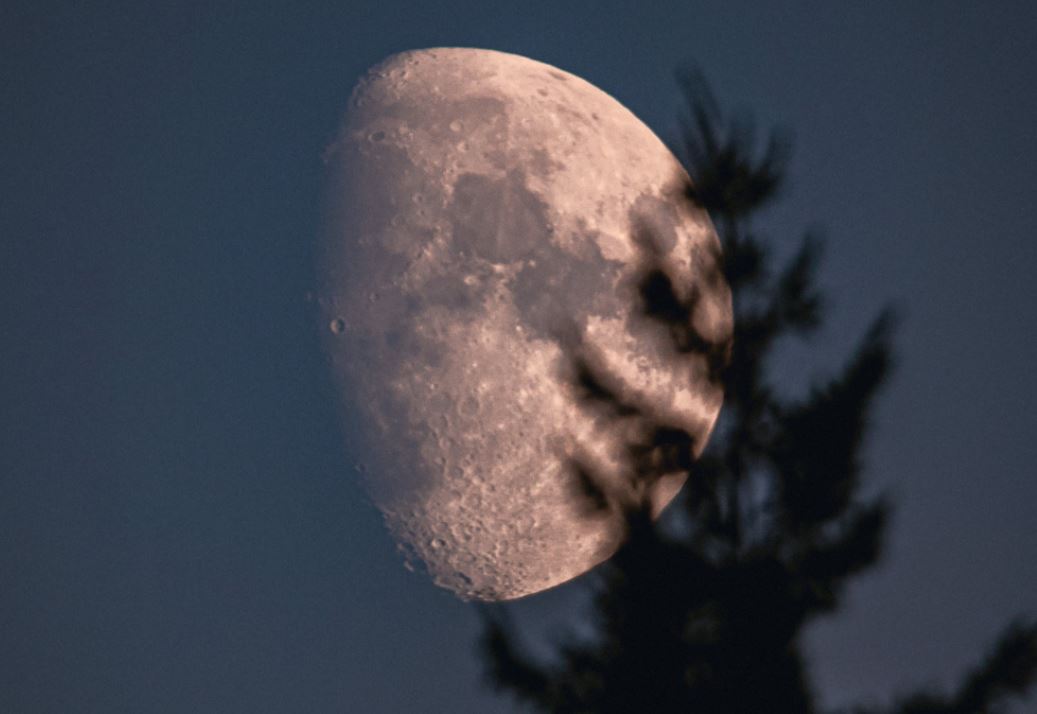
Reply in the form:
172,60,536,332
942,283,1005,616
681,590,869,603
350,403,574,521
319,48,731,600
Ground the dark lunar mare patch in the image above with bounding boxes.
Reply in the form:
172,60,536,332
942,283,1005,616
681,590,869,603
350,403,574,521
444,169,626,340
449,169,551,264
442,95,508,133
512,233,623,339
628,192,683,253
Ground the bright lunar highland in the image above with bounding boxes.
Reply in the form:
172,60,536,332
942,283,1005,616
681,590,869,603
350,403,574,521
319,48,732,600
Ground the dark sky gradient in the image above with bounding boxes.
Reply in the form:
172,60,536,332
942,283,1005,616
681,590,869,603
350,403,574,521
3,2,1036,712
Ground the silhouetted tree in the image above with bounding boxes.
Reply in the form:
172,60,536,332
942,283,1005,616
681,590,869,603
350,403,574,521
478,70,1037,714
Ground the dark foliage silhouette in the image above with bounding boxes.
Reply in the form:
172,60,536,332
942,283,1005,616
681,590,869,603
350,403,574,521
478,70,1037,714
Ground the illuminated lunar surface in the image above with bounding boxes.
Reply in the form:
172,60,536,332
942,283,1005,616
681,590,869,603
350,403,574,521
318,48,731,600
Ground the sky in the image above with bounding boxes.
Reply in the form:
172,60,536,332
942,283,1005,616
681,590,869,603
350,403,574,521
2,2,1036,712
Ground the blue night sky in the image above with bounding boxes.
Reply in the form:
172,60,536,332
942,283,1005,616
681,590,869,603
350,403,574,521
3,2,1036,712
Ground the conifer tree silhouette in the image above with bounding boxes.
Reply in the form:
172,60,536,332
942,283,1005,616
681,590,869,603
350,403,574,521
478,70,1037,714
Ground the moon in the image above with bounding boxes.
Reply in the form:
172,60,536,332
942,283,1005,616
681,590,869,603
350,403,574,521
318,48,731,600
